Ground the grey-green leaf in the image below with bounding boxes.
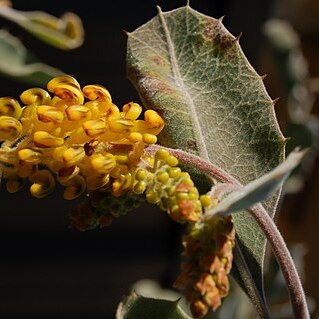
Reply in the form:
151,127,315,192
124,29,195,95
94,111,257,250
0,29,61,85
116,292,192,319
204,149,306,218
0,5,84,50
127,4,285,314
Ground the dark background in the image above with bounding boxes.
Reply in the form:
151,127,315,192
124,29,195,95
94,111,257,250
1,0,318,318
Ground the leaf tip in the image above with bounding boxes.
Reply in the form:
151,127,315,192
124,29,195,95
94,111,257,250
173,297,182,306
122,29,131,37
260,74,268,80
235,32,243,43
284,137,291,145
218,15,226,23
156,5,163,15
272,97,280,106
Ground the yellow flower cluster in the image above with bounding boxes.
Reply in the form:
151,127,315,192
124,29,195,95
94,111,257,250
0,75,164,199
174,217,235,318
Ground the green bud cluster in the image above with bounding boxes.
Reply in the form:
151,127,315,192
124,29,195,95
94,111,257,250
69,189,143,231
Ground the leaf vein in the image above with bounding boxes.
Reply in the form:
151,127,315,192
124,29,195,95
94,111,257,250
157,7,209,160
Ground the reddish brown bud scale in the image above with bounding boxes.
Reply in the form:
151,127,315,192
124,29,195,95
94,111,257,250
175,216,235,318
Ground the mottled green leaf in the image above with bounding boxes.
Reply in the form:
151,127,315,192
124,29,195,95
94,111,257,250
116,292,192,319
0,5,84,50
0,29,61,85
127,4,285,314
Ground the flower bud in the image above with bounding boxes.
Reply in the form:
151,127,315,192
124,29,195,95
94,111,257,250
156,171,169,184
52,146,68,162
108,118,134,133
128,132,142,143
0,97,22,119
82,119,106,137
0,115,22,141
65,105,91,121
91,153,116,174
122,102,142,120
142,133,157,144
37,105,64,123
63,175,86,200
33,131,64,148
86,173,110,190
30,170,55,198
114,155,128,165
133,181,146,194
200,195,212,208
146,190,160,203
18,148,42,164
144,109,165,134
6,178,24,193
112,173,132,196
20,88,51,106
155,149,170,161
83,84,112,104
57,165,80,185
47,76,84,104
62,147,86,167
135,168,148,181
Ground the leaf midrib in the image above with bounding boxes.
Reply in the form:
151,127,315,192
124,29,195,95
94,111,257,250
157,6,210,161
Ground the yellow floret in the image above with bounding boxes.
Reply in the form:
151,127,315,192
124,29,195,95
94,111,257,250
0,116,22,140
30,170,55,198
0,97,22,119
18,149,42,164
33,131,64,148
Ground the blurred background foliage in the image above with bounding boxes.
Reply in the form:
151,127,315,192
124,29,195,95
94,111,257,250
0,0,318,318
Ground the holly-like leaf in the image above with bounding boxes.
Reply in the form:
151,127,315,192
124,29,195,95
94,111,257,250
127,4,285,314
116,292,192,319
0,29,61,85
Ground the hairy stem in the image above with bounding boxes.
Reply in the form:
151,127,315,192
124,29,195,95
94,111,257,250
145,144,240,185
249,203,309,319
145,144,310,319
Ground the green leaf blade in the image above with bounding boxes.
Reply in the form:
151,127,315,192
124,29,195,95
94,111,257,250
127,5,286,314
116,293,192,319
0,29,61,85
